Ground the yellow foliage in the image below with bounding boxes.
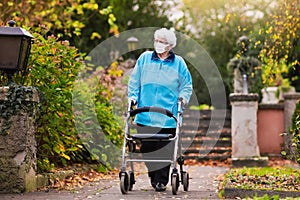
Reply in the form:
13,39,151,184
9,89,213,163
0,1,119,46
90,32,101,40
61,153,71,160
259,0,299,87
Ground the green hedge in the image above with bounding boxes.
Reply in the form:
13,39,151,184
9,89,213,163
0,27,123,172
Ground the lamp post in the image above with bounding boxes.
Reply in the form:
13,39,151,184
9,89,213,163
0,20,33,84
0,20,39,193
126,36,138,59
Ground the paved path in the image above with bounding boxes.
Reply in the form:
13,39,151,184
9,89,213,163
0,165,229,200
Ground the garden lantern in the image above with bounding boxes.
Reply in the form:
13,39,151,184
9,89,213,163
126,36,139,59
0,20,33,82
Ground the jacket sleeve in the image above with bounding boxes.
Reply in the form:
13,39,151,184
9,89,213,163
128,56,142,102
178,58,193,104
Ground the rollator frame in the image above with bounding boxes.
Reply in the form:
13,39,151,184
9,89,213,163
119,98,189,195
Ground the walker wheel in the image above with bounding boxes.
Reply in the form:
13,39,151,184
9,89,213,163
129,171,135,191
120,172,129,194
171,173,179,195
182,171,189,191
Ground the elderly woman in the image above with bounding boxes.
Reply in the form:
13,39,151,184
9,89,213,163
128,28,192,191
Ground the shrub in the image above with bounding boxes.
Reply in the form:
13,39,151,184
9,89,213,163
0,26,123,172
290,100,300,163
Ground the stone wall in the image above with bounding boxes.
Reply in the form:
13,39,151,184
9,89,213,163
257,104,284,155
0,87,39,193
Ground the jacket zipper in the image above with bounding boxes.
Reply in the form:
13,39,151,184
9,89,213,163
155,61,163,103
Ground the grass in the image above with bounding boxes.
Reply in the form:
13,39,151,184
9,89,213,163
219,166,300,200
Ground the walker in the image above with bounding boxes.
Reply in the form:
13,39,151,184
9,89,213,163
119,97,189,195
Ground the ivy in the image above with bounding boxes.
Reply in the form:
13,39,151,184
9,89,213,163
0,84,40,135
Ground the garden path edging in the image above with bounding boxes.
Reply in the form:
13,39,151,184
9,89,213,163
224,185,300,198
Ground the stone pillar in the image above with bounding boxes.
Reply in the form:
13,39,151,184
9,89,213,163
0,86,39,193
229,93,268,167
283,93,300,159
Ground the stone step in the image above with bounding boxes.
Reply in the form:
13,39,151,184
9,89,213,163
183,147,231,154
183,154,231,161
183,109,231,120
182,120,231,129
181,128,231,138
181,110,232,160
182,137,231,147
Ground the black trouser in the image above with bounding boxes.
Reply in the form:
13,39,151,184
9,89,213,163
136,124,175,186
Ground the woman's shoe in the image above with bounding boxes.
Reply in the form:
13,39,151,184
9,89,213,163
155,182,166,191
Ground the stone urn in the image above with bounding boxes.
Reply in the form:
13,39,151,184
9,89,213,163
261,86,278,104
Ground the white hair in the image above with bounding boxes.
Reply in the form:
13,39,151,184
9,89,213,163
154,28,177,48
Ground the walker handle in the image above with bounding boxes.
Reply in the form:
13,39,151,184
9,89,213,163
178,97,185,111
129,106,174,118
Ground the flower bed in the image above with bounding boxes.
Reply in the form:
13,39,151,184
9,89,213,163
221,166,300,199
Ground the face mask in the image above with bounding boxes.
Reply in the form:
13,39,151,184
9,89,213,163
154,41,169,54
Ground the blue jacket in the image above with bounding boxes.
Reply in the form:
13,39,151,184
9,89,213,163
128,51,193,128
